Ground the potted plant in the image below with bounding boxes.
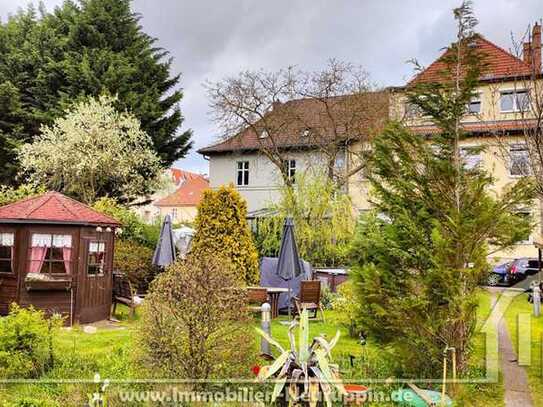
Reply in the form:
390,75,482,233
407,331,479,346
255,309,348,406
25,272,72,291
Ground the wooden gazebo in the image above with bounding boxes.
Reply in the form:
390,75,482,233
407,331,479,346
0,192,120,324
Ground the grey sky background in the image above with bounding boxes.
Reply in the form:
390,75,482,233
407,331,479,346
1,0,543,174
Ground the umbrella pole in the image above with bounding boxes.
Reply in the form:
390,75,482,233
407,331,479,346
288,279,291,320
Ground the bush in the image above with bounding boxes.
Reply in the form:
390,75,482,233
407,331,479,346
0,305,62,379
113,240,159,292
330,280,364,338
137,255,257,382
92,197,159,248
190,185,259,284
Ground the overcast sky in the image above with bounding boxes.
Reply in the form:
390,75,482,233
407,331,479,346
2,0,543,174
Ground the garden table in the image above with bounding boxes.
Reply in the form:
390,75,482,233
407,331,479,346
248,286,289,318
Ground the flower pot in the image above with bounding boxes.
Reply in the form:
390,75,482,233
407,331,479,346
25,279,72,291
344,384,369,405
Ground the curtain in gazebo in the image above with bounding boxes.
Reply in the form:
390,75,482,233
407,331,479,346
30,234,73,274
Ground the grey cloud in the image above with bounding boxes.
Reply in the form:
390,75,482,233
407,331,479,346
2,0,543,173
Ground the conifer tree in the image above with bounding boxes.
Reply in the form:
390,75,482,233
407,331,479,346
190,185,260,285
0,0,191,184
350,1,534,376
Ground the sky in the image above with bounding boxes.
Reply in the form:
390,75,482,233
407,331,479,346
1,0,543,175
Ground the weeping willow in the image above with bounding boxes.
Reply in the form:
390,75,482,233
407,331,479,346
255,170,355,267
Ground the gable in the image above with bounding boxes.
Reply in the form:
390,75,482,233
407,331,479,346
409,36,533,85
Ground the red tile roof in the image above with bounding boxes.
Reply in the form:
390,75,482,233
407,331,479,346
0,192,120,226
170,168,202,185
408,36,533,85
198,92,389,155
155,176,209,207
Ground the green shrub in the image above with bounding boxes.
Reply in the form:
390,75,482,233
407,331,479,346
113,240,159,292
330,280,364,338
190,185,259,284
137,255,257,382
92,197,159,248
0,305,62,379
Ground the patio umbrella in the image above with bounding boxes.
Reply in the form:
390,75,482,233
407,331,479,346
276,217,302,319
152,214,176,267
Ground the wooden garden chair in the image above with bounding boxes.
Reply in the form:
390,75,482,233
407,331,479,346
293,280,325,322
111,273,139,319
247,287,268,314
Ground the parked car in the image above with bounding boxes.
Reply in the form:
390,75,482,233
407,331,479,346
487,258,540,286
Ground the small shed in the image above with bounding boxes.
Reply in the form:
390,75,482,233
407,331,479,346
0,192,120,325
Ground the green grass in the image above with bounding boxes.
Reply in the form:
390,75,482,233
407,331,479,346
503,290,543,407
453,289,504,407
0,292,509,406
0,306,138,406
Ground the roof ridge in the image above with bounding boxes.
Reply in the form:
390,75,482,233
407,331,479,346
55,193,120,224
24,194,52,218
54,193,83,220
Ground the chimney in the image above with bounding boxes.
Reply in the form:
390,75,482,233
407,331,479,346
532,23,542,73
523,41,532,65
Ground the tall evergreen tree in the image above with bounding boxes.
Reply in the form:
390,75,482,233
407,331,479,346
0,0,192,185
350,1,535,377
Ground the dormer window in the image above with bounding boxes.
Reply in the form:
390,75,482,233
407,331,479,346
259,129,269,139
0,232,14,273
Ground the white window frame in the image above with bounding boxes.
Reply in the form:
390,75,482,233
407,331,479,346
460,146,482,170
171,208,178,220
283,159,296,181
500,89,529,113
467,92,482,114
236,161,250,186
509,144,531,177
404,101,421,118
0,232,14,274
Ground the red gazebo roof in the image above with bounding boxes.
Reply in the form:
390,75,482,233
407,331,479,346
0,192,120,226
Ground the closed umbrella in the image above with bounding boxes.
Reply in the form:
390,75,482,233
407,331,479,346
152,214,176,267
276,217,302,319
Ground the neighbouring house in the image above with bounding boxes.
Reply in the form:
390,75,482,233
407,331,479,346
198,94,390,213
154,173,209,223
199,22,543,262
0,191,120,325
391,23,542,262
132,168,206,223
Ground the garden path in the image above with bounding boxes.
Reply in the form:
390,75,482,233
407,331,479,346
489,289,533,407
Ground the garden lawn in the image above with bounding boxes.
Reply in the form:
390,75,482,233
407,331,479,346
0,306,137,406
0,292,505,406
262,290,503,406
504,290,543,407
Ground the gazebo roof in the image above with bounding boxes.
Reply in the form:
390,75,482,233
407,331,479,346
0,192,120,226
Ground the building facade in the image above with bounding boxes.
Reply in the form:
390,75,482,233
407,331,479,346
154,174,209,223
199,23,542,262
132,168,206,223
